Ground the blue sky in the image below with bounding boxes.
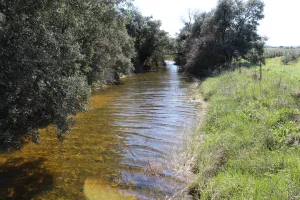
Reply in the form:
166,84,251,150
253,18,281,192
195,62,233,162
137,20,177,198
133,0,300,46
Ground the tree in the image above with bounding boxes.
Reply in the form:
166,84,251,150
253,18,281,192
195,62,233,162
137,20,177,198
0,0,171,150
175,0,265,77
0,0,137,150
74,0,135,85
0,0,91,149
247,40,266,80
126,10,171,72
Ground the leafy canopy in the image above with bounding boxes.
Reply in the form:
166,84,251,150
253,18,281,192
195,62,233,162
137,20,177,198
175,0,265,76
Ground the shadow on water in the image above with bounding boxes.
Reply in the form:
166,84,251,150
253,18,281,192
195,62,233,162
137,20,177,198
0,62,198,199
0,157,54,200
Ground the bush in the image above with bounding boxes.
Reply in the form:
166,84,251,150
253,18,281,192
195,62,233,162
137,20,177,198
175,0,265,77
281,51,299,65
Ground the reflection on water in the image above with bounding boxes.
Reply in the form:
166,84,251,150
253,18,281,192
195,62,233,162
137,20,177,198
0,63,197,199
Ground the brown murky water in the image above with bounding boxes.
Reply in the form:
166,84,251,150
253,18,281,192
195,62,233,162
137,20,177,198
0,62,197,200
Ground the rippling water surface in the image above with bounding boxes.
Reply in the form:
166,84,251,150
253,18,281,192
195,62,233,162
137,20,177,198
0,63,198,199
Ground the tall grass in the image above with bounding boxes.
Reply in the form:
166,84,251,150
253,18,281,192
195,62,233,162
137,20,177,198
189,57,300,199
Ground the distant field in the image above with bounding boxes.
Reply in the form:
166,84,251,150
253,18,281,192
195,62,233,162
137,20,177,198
264,48,300,58
264,48,300,65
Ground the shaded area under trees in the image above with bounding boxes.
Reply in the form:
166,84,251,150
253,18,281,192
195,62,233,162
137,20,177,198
0,157,54,199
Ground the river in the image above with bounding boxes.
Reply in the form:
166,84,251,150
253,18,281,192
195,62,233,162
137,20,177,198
0,62,198,199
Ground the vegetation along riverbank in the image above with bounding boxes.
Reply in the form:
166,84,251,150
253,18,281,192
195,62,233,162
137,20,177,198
173,0,300,198
185,56,300,199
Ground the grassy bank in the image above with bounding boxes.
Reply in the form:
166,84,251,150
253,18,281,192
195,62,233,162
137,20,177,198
190,57,300,199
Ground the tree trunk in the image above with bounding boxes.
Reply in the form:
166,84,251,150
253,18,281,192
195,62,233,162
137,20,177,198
259,63,262,80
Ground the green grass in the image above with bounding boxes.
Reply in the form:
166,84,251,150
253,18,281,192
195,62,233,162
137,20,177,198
264,57,300,79
190,58,300,199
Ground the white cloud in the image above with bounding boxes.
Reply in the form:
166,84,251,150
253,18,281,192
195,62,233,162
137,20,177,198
133,0,300,46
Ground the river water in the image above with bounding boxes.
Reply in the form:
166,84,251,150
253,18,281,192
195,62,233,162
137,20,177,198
0,62,198,199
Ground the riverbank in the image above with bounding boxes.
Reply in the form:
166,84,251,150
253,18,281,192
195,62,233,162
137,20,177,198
187,57,300,199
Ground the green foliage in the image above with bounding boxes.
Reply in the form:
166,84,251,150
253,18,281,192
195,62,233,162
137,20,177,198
0,0,92,149
264,47,300,59
264,48,300,65
175,0,265,77
247,41,266,65
189,57,300,199
0,0,144,150
0,0,172,150
264,48,285,58
126,10,171,72
281,51,300,65
75,0,135,85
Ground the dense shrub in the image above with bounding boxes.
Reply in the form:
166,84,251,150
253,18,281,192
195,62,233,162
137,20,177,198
175,0,265,77
247,42,265,65
0,0,170,150
281,51,300,65
126,11,171,72
264,48,285,58
0,0,93,149
264,48,300,59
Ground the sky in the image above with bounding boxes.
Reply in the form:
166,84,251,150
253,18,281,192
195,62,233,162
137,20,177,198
133,0,300,47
